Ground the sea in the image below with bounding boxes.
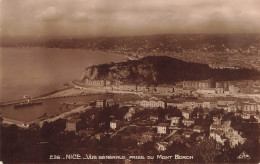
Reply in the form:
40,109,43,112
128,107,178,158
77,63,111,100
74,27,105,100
0,47,126,122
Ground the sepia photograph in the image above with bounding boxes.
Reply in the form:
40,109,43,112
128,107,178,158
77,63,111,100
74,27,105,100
0,0,260,163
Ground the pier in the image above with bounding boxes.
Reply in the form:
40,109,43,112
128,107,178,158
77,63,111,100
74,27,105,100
2,117,29,128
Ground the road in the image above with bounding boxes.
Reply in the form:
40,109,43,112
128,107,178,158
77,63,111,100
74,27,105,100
164,130,177,140
110,124,154,138
38,105,91,127
110,125,137,138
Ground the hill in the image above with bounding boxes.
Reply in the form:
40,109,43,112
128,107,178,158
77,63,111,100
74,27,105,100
80,56,260,85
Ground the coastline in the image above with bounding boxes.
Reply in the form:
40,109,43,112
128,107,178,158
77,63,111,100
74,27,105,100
0,87,99,126
0,86,73,106
1,78,260,129
0,82,143,128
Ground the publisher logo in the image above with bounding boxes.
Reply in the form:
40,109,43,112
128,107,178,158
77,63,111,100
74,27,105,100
237,151,251,159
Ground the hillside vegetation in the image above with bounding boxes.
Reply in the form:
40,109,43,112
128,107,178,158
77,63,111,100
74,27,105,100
81,56,260,84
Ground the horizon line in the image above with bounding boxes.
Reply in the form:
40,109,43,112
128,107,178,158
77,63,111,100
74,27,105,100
1,32,260,40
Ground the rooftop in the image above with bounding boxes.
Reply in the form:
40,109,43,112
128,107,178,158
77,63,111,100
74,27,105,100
210,124,222,129
194,125,203,130
183,131,194,135
158,123,170,127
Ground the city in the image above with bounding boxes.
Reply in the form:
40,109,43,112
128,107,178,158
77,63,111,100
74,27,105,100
1,60,260,162
1,0,260,163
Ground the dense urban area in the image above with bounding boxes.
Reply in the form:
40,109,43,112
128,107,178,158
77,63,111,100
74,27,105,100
2,34,260,70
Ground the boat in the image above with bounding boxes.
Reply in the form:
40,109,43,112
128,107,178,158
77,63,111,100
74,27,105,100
14,100,43,109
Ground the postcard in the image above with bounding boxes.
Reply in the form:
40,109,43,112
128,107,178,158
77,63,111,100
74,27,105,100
0,0,260,163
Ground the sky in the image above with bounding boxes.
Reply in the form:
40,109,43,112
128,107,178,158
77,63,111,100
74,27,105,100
0,0,260,37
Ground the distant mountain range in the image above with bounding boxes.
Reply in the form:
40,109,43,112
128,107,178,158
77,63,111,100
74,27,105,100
2,34,260,52
80,56,260,85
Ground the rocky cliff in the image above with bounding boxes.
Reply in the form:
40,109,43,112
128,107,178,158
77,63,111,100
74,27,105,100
80,56,260,84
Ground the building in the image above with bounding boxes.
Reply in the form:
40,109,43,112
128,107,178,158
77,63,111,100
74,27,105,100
210,131,226,145
141,132,154,142
243,102,258,113
183,131,194,138
182,119,195,127
155,142,169,152
240,87,254,94
150,115,159,122
167,101,184,109
140,97,166,108
85,79,110,87
254,115,260,123
210,118,245,147
210,124,223,131
216,104,228,111
95,133,105,141
148,85,156,93
222,121,232,133
106,99,117,107
182,80,214,89
228,131,246,148
156,85,174,93
213,115,222,125
66,119,79,133
138,132,154,146
157,123,170,134
96,99,107,108
215,88,225,94
124,107,136,121
216,82,224,88
173,87,192,95
110,120,121,130
193,125,204,133
196,89,216,95
217,100,227,106
117,84,137,91
182,110,191,119
202,102,211,109
170,117,180,127
183,101,198,109
241,114,250,119
229,85,240,94
210,102,217,109
137,84,148,92
228,104,237,113
96,99,117,108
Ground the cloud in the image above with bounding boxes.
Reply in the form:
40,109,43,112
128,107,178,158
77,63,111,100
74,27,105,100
34,6,63,21
0,0,260,37
70,12,91,22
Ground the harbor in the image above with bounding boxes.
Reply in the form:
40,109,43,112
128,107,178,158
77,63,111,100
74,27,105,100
0,87,142,127
0,89,99,125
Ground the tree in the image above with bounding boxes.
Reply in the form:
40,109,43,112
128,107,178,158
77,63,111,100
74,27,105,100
191,138,222,163
249,115,256,123
140,141,156,155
